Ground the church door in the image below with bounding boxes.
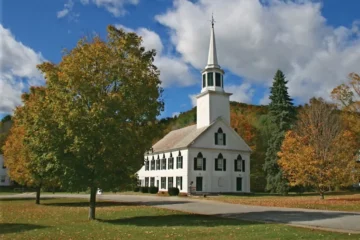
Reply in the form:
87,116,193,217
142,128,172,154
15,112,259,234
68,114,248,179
236,177,242,191
196,177,203,191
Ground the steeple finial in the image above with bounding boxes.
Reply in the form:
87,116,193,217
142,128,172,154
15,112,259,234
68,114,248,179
206,13,219,68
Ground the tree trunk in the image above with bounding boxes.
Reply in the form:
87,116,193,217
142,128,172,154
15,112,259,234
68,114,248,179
88,187,97,220
35,186,41,204
320,192,325,200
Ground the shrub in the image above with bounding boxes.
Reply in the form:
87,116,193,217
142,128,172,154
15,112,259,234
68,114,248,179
148,186,158,194
168,187,180,196
140,186,149,193
133,187,140,192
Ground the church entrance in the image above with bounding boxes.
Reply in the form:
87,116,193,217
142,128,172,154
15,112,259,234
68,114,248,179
236,177,242,191
196,177,203,191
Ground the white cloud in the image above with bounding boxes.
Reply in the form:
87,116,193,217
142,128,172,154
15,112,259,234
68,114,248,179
225,83,254,104
189,94,197,107
0,25,45,114
115,24,196,88
83,0,139,17
172,112,180,117
156,0,360,103
57,0,74,18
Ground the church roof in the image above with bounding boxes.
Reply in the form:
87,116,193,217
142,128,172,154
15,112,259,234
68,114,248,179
151,124,209,153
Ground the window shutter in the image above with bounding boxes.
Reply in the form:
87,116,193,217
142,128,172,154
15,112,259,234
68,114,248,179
215,133,218,145
203,158,206,170
223,134,226,145
242,160,245,172
194,158,197,170
215,158,218,170
181,157,183,168
234,160,237,171
223,159,226,171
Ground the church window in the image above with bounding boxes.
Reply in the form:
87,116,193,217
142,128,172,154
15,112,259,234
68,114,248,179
194,152,206,171
215,73,221,87
207,72,214,86
168,153,174,169
168,177,173,188
215,153,226,171
156,155,160,170
145,177,149,187
176,176,183,190
150,157,155,170
161,177,166,189
235,154,245,172
150,177,155,186
203,74,206,88
215,128,226,145
176,151,183,169
145,158,149,171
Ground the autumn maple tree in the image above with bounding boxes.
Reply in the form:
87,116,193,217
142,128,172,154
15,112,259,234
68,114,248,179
3,87,60,204
278,98,359,199
37,25,164,220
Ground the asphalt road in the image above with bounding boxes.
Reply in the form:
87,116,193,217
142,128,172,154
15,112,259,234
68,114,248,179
1,193,360,233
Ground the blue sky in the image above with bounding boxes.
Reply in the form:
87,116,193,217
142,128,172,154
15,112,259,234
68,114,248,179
1,0,360,120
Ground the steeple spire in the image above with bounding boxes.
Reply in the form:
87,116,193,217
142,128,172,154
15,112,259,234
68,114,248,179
206,14,219,69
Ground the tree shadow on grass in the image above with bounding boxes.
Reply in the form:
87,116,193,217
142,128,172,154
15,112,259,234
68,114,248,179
98,214,263,227
43,200,188,208
0,197,52,202
0,223,48,234
215,210,360,223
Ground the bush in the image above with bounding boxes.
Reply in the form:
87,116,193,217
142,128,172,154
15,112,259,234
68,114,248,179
148,186,158,194
133,187,140,192
168,187,180,196
140,186,149,193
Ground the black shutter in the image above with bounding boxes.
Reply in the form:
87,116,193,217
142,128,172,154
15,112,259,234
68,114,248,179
223,159,226,171
194,158,197,170
234,160,237,171
215,158,218,170
203,158,206,170
223,134,226,145
181,157,183,169
215,133,218,145
242,160,245,172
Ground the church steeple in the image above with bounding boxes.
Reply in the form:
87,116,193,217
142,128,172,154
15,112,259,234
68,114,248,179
206,15,219,69
196,16,232,129
201,16,224,93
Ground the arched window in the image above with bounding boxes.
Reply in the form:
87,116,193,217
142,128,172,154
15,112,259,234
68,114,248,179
145,157,149,171
235,154,245,172
176,151,183,169
150,156,155,170
156,155,160,170
161,153,166,170
215,128,226,145
168,152,174,169
194,152,206,171
215,153,226,171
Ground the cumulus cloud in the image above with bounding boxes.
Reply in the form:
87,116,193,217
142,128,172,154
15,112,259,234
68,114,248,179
57,0,74,18
115,24,196,88
225,83,254,104
156,0,360,103
0,25,45,114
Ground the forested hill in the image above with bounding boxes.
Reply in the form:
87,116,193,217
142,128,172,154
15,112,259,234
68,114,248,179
156,102,272,192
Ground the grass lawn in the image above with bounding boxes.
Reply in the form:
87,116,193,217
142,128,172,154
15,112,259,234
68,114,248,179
201,192,360,212
0,198,359,240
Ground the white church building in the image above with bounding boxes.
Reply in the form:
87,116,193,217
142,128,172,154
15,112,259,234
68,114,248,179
137,21,252,194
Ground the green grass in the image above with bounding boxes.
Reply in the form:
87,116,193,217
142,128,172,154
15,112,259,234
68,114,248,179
0,198,359,239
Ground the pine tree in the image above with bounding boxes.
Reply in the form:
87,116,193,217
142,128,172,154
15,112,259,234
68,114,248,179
263,70,296,194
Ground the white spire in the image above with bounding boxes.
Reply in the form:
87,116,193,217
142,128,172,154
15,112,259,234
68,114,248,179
206,15,219,68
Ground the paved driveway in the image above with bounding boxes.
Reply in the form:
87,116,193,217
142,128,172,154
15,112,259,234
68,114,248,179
1,193,360,233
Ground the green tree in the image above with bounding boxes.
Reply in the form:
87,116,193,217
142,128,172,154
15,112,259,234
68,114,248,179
3,87,60,204
37,25,164,220
263,70,296,194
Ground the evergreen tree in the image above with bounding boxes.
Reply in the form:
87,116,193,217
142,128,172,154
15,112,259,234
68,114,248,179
263,70,296,194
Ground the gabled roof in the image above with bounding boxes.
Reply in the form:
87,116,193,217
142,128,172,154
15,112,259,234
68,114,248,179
151,124,209,153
